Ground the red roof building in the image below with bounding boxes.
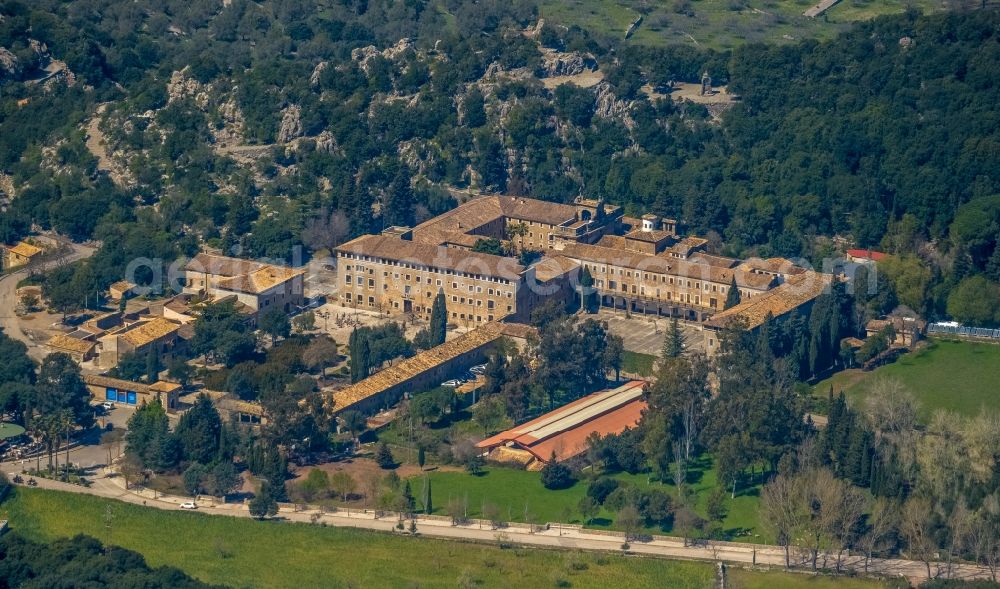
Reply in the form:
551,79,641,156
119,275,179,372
846,249,887,263
476,381,647,464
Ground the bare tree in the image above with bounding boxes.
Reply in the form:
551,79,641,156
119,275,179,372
860,497,899,573
901,496,938,580
968,497,1000,582
864,378,920,476
302,210,350,252
760,473,800,568
617,504,642,543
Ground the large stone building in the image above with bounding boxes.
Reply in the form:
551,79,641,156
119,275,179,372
182,253,305,313
334,194,824,325
335,234,578,324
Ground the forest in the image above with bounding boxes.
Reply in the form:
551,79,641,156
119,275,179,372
0,2,998,324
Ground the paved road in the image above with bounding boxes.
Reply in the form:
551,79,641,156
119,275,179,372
0,236,96,359
1,461,991,585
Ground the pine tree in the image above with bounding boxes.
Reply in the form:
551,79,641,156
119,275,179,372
385,167,415,228
661,317,686,358
724,276,741,309
376,441,395,469
402,480,415,511
429,290,447,346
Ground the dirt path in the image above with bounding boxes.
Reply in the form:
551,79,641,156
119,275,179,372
85,105,114,176
2,466,990,586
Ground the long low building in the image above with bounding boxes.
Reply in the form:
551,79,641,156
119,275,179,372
476,380,647,466
702,270,833,354
327,322,536,416
83,374,182,412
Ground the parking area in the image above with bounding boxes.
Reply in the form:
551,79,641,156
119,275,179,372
596,309,706,355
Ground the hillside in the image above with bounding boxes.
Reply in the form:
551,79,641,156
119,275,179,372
0,1,998,324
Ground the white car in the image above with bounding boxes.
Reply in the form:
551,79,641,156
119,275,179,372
440,379,462,388
179,502,198,510
101,401,115,410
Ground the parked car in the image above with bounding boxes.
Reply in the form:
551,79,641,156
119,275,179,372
101,401,115,411
469,364,487,375
179,502,198,510
440,379,462,388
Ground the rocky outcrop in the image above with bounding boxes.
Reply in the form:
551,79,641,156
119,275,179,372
593,81,635,128
167,69,210,108
0,48,19,79
277,104,302,143
310,61,328,87
315,130,338,154
351,38,415,73
538,49,597,78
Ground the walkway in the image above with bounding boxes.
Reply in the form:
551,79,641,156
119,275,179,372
1,463,992,585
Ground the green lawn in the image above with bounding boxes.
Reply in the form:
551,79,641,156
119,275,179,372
538,0,946,50
414,455,768,542
727,568,893,589
814,339,1000,418
2,488,895,589
3,487,716,589
622,350,656,377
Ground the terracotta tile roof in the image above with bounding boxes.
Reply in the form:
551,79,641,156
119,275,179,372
624,229,673,243
559,242,775,290
7,241,42,258
184,253,304,294
329,323,510,412
183,252,268,276
531,255,579,283
119,318,180,347
738,257,806,276
46,333,96,355
336,234,525,281
110,281,135,292
596,235,628,249
477,381,648,462
216,265,304,294
410,195,581,246
688,253,738,268
148,381,182,393
704,271,833,330
83,374,158,394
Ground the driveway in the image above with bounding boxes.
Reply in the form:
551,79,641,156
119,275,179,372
0,236,97,360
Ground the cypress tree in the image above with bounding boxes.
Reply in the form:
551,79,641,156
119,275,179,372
580,266,598,313
146,348,161,383
349,328,371,383
724,276,741,309
429,290,447,346
423,476,432,514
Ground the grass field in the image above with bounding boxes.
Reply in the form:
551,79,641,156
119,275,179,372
414,455,768,542
727,568,895,589
2,487,716,589
622,350,656,376
1,488,893,589
814,339,1000,418
539,0,947,50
